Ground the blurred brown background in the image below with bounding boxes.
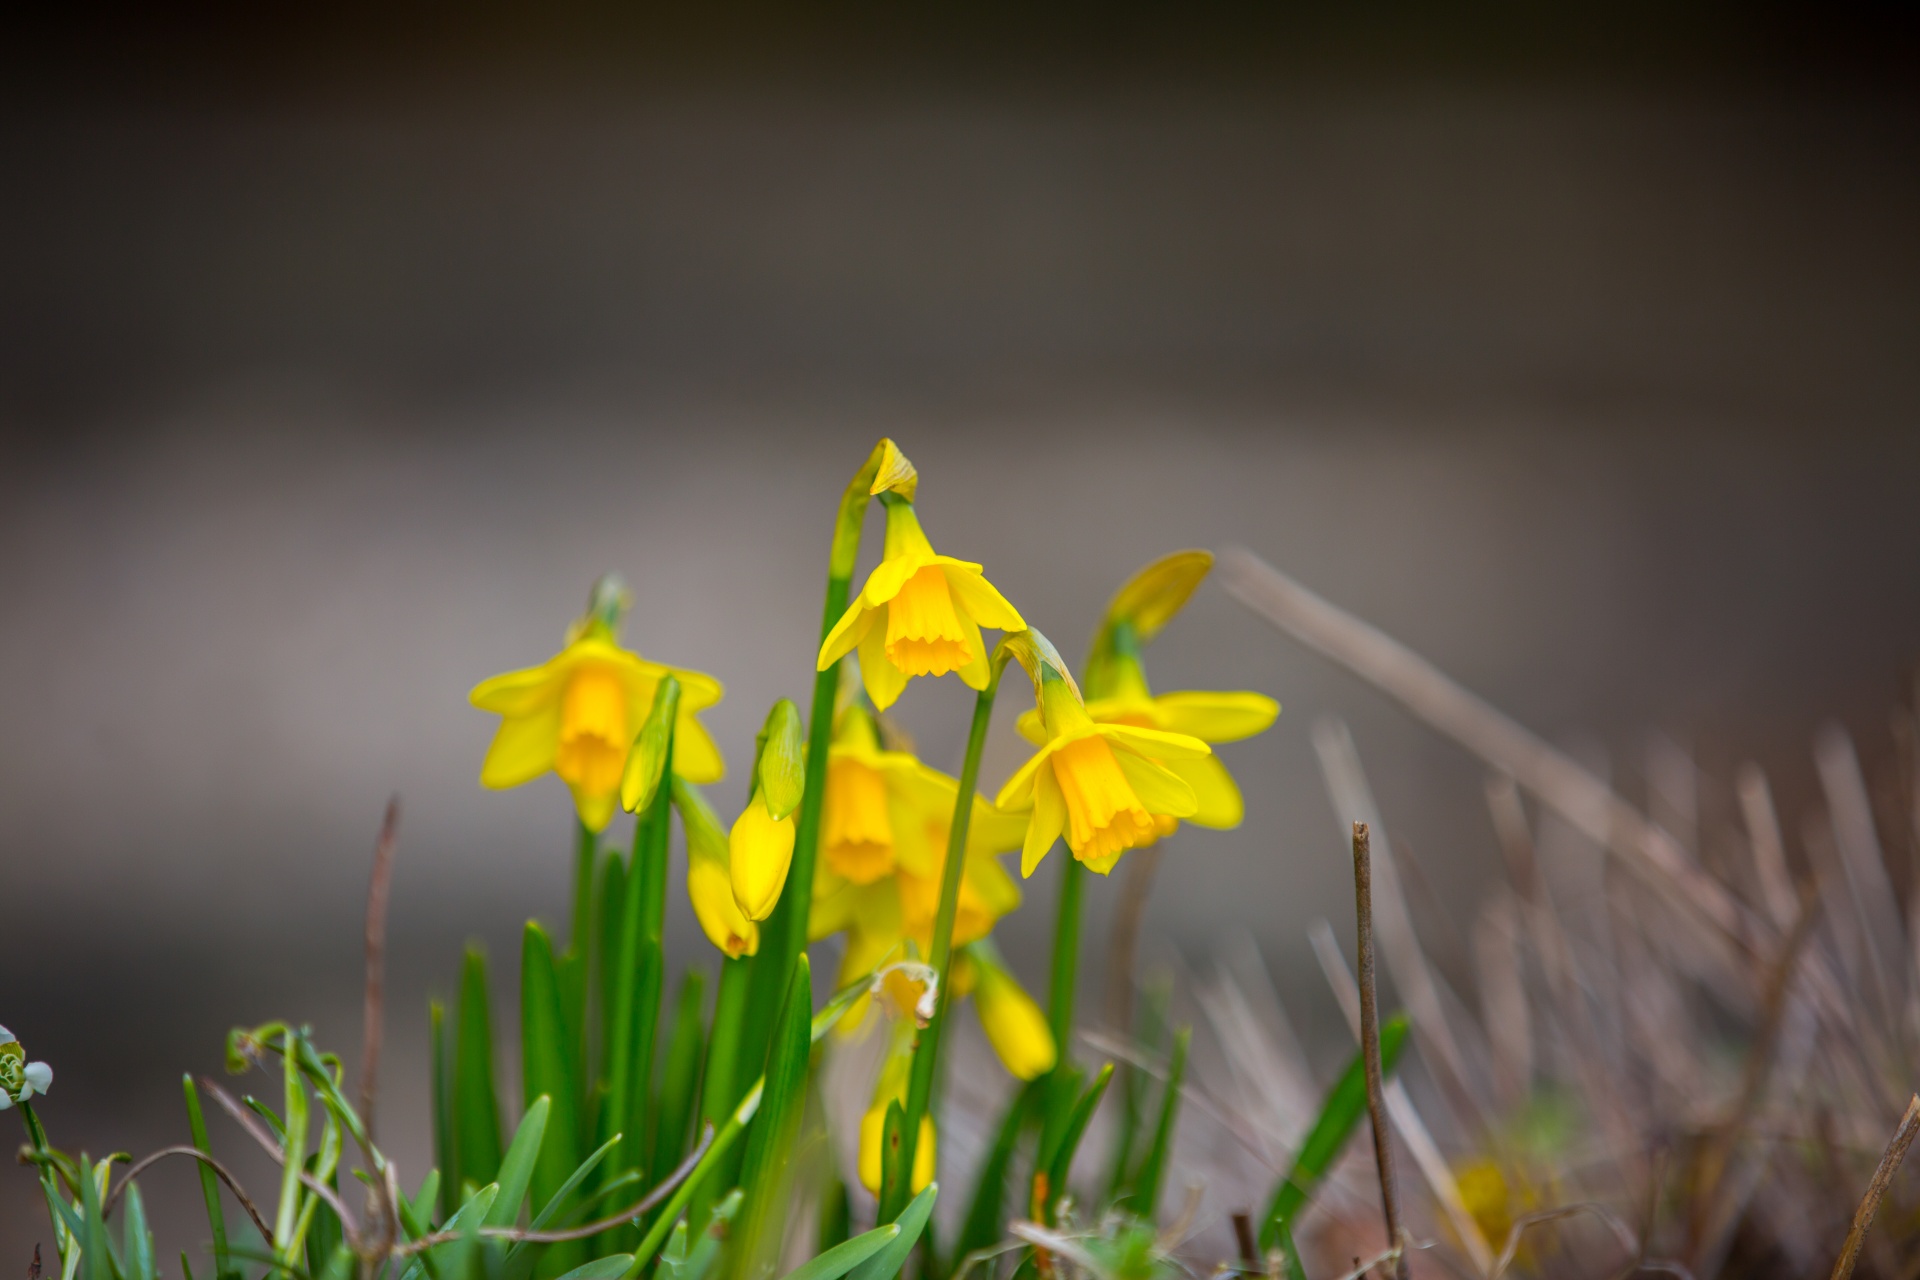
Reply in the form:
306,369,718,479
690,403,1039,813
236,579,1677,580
2,4,1917,1264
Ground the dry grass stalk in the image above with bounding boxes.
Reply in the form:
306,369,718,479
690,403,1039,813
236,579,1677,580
1829,1094,1920,1280
1350,822,1408,1280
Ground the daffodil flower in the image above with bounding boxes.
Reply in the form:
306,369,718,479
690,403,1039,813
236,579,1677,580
674,780,758,958
965,945,1056,1081
728,700,806,921
819,703,957,884
1014,653,1276,836
996,667,1213,877
857,1020,937,1195
470,577,725,832
817,498,1024,710
0,1026,53,1110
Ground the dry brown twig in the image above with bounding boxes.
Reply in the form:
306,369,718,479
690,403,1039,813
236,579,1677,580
1829,1093,1920,1280
1350,822,1407,1280
359,795,402,1142
103,1146,276,1242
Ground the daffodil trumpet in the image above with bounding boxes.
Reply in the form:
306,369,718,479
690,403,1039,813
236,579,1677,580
739,438,920,1091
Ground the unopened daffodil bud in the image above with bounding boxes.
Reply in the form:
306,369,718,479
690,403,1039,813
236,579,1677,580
1017,552,1278,840
967,947,1056,1081
818,497,1025,711
471,575,725,832
620,674,680,814
726,701,805,920
754,699,806,821
0,1026,53,1110
858,1023,936,1194
996,658,1211,877
674,780,758,957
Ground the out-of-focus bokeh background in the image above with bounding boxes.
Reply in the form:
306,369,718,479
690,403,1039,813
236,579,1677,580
3,5,1917,1263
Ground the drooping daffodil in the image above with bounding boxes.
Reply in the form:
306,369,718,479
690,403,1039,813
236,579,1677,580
729,700,806,921
996,661,1213,877
819,701,957,885
965,942,1057,1081
0,1026,52,1110
673,779,759,958
470,575,725,832
818,496,1025,711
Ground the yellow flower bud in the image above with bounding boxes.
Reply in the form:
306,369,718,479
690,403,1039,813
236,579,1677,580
688,857,758,958
973,962,1056,1081
729,798,795,921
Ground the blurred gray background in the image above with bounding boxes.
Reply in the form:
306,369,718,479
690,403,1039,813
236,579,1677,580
3,5,1918,1262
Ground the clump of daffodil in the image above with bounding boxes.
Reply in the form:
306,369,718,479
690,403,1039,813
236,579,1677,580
729,700,806,921
1016,551,1278,842
471,575,726,831
817,495,1025,711
858,1015,937,1195
673,779,759,958
0,1026,53,1110
995,641,1213,877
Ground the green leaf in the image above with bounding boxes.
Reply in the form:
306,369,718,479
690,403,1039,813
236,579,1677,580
457,947,506,1188
727,954,813,1280
954,1081,1038,1272
1125,1027,1190,1221
488,1096,550,1228
844,1183,935,1280
689,954,750,1234
755,700,806,820
621,676,682,815
182,1075,231,1278
431,1000,459,1222
80,1154,123,1280
314,1244,355,1280
1258,1015,1409,1251
1045,1063,1114,1205
555,1259,635,1280
411,1171,442,1232
523,925,586,1231
876,1101,907,1220
651,968,708,1190
815,1178,850,1254
122,1184,156,1280
775,1225,898,1280
598,849,629,1096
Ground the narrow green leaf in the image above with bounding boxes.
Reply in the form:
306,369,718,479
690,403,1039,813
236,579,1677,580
1125,1027,1190,1220
844,1183,935,1280
523,925,586,1228
689,954,750,1234
727,954,813,1280
80,1155,123,1280
1044,1063,1114,1203
182,1075,231,1278
598,849,629,1097
954,1080,1037,1272
457,947,506,1187
431,999,459,1222
775,1224,897,1280
242,1097,287,1144
488,1096,550,1227
411,1171,441,1232
556,1258,635,1280
651,968,708,1189
122,1184,156,1280
1102,975,1170,1206
1033,1067,1083,1180
816,1177,850,1253
1257,1015,1409,1251
314,1243,355,1280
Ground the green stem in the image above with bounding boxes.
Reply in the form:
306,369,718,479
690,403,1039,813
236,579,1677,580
690,955,752,1233
1048,857,1085,1067
627,761,674,1176
885,661,1007,1222
568,817,600,1136
572,819,599,957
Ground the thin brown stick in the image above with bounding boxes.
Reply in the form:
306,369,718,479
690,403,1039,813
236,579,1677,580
1830,1094,1920,1280
200,1079,362,1242
1230,1211,1257,1268
102,1146,277,1243
359,796,401,1141
1352,822,1407,1280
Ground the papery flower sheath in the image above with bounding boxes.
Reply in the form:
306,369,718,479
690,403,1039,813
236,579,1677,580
996,667,1212,876
817,498,1024,710
471,577,725,832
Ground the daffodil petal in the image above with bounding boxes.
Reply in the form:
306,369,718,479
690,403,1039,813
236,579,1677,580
1101,723,1213,760
672,713,727,785
941,563,1026,632
862,550,933,608
965,800,1031,859
1150,691,1280,743
1013,705,1047,745
469,663,560,716
964,852,1022,918
955,612,991,690
573,783,621,833
1161,752,1245,828
994,739,1057,811
857,620,909,711
819,601,878,670
478,707,561,788
1022,769,1066,877
1112,750,1198,819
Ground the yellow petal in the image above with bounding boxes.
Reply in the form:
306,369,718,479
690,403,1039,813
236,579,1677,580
862,549,933,609
819,600,879,671
954,611,992,690
1111,750,1198,819
1150,691,1279,743
1012,705,1047,745
1022,768,1066,878
1100,723,1213,760
671,713,727,785
994,737,1064,812
571,782,620,834
478,707,560,788
962,852,1022,922
469,662,562,716
1162,752,1245,828
857,1107,935,1195
688,858,758,958
975,968,1056,1080
857,618,910,711
940,563,1026,632
729,802,796,921
964,799,1031,860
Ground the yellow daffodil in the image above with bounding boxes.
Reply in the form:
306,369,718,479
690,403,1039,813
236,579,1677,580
674,779,758,958
471,577,724,832
820,703,959,884
728,700,806,921
858,1020,937,1195
968,946,1056,1080
1015,653,1276,837
996,668,1212,877
817,498,1024,711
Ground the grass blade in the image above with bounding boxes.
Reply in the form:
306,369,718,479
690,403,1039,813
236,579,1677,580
953,1081,1038,1272
776,1225,898,1280
523,922,586,1262
182,1076,231,1278
431,1000,458,1221
727,954,814,1280
457,947,506,1188
1125,1027,1189,1221
651,969,709,1190
846,1183,936,1280
1044,1063,1114,1207
489,1095,551,1227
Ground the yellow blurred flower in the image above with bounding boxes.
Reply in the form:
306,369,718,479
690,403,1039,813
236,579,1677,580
858,1020,938,1195
729,798,795,922
817,498,1024,711
471,578,724,832
820,704,946,885
970,947,1055,1080
674,780,758,958
995,670,1211,876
